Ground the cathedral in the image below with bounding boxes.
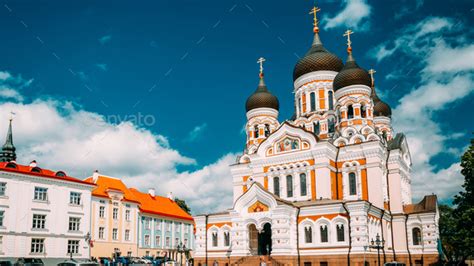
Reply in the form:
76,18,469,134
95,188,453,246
193,6,439,266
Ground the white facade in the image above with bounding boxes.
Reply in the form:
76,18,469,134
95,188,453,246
0,165,94,259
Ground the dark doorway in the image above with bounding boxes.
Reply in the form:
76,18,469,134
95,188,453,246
248,224,259,254
258,223,272,255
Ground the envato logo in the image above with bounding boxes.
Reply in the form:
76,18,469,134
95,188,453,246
99,112,156,127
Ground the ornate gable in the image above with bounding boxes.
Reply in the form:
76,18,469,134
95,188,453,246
256,122,317,157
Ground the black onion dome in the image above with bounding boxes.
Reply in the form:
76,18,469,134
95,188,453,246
372,87,392,117
245,77,280,112
333,53,371,91
293,32,344,81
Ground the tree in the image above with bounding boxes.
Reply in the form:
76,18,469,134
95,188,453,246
438,204,456,262
452,137,474,261
175,197,191,214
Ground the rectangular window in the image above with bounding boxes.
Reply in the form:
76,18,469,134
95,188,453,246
155,235,161,247
156,219,162,230
212,232,218,247
0,236,2,252
320,262,328,266
30,238,45,253
67,240,80,255
144,235,150,246
69,192,81,205
166,222,171,232
112,228,118,240
99,200,105,204
125,210,131,221
144,218,151,230
98,227,105,239
224,232,230,246
175,238,179,246
68,217,80,231
34,187,48,201
113,208,118,220
125,229,130,241
304,263,312,266
99,206,105,218
127,251,132,257
0,182,6,196
165,237,170,247
32,214,46,229
0,210,4,227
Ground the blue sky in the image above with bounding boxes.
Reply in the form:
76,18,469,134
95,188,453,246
0,0,473,212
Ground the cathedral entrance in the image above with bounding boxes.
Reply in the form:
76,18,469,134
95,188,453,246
258,223,272,255
248,224,259,254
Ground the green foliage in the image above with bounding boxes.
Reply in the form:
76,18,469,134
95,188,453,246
175,197,191,214
440,138,474,263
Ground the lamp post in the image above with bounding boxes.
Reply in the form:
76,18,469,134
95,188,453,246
177,242,187,266
370,233,385,266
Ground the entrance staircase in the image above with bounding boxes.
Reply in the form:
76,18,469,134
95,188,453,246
233,255,285,266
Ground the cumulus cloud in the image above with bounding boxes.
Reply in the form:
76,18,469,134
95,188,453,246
323,0,371,31
0,71,33,102
0,74,236,214
372,17,474,200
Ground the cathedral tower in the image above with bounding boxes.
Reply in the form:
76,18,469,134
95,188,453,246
333,30,378,147
245,58,280,154
369,70,393,141
292,7,343,139
0,119,16,162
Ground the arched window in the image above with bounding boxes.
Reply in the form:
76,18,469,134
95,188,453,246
254,125,259,138
412,227,421,246
314,122,320,135
349,172,357,196
328,91,334,110
264,124,270,137
336,224,345,242
212,232,218,247
361,104,367,118
320,225,328,243
300,173,307,196
224,231,230,246
286,175,293,198
310,92,316,112
299,98,302,114
273,177,280,197
328,118,335,134
347,105,354,119
304,226,313,243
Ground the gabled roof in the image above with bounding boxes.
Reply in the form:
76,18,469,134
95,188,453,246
0,162,94,186
84,175,140,203
129,188,194,222
404,195,438,214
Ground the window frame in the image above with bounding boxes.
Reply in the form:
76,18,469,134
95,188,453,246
300,173,307,197
33,187,48,201
67,240,80,255
69,192,81,205
0,182,6,196
68,217,81,232
30,238,45,254
32,214,46,230
286,175,293,198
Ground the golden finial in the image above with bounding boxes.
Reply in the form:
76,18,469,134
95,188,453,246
309,6,321,33
368,69,376,87
257,57,266,78
343,29,354,53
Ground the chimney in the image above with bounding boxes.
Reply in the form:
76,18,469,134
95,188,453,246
92,170,100,183
167,192,174,200
148,188,156,197
29,160,37,168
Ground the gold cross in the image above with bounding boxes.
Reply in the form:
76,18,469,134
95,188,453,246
257,57,266,76
309,6,321,32
368,69,376,87
343,29,354,50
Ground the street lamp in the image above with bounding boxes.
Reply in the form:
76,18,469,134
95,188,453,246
363,245,368,266
370,233,385,266
176,242,187,266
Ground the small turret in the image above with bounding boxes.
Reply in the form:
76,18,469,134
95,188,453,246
0,119,16,162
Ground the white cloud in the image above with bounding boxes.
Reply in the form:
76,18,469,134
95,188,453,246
0,71,33,102
0,73,236,214
184,123,207,142
0,87,24,101
374,17,474,201
323,0,372,31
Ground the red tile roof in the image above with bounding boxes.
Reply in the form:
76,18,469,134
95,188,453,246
0,162,95,186
129,188,194,222
84,175,140,204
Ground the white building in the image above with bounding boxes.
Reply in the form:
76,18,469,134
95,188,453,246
193,5,439,266
0,122,95,261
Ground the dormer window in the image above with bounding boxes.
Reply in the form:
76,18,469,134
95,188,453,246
5,162,17,169
55,171,67,177
31,167,42,173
